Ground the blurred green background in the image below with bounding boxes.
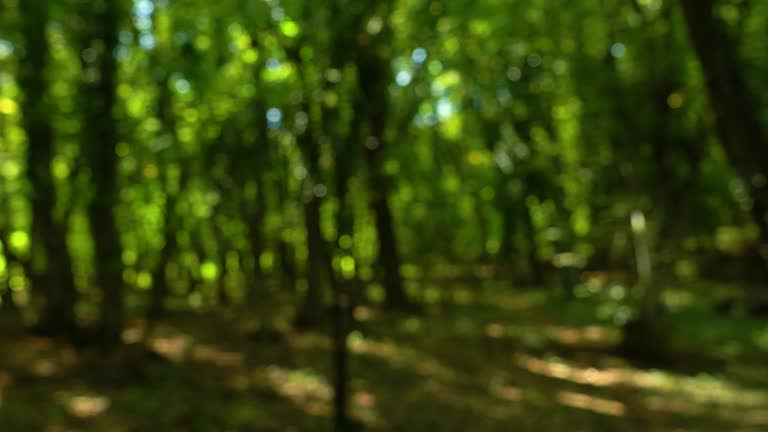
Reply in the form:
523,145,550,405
1,0,768,430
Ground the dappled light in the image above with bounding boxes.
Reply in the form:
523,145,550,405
545,325,620,348
64,395,111,419
150,335,192,363
2,0,768,430
348,336,457,383
261,366,332,416
555,391,626,417
192,344,244,368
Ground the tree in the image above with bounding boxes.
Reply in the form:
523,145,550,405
680,0,768,275
80,0,125,346
18,1,78,337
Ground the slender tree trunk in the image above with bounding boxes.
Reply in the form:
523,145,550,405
276,165,297,293
19,1,78,337
82,2,124,346
293,96,329,327
369,185,408,307
474,198,489,261
0,233,22,312
521,197,543,285
246,206,266,303
358,50,409,309
217,252,230,306
296,188,326,327
331,294,349,432
149,204,177,318
278,236,296,292
332,145,352,427
324,39,362,432
148,76,183,319
497,198,516,259
245,177,267,304
148,166,185,319
630,211,656,320
0,286,14,311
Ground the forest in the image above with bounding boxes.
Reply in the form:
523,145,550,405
1,0,768,430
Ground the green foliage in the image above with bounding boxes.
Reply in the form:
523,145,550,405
2,0,768,428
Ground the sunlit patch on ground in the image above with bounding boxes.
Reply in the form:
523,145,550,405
643,395,699,415
489,382,523,401
421,379,523,422
545,325,620,348
192,344,243,367
483,292,537,312
348,336,456,382
351,390,380,424
514,352,768,405
353,306,375,321
515,354,626,387
485,323,506,338
149,334,192,363
260,366,332,416
64,394,111,418
30,358,59,377
121,327,143,344
556,390,626,416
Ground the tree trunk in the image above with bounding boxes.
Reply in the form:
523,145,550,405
680,0,768,252
0,231,22,312
148,164,185,319
358,49,410,309
497,199,516,259
295,189,326,327
276,167,297,293
19,1,78,337
293,96,329,327
82,2,124,346
369,186,408,308
245,177,267,304
149,204,177,319
521,196,543,285
148,75,183,319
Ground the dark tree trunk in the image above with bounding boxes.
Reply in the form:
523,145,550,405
218,265,230,306
0,286,14,311
331,298,349,432
680,0,768,251
296,189,326,327
293,96,330,328
276,166,297,293
215,225,231,307
497,198,516,259
335,133,363,300
358,49,410,309
149,203,177,319
474,198,489,261
149,76,183,319
278,237,296,292
245,176,267,304
331,144,352,425
82,2,124,346
521,193,543,285
369,186,408,308
0,230,23,312
239,96,271,303
19,1,78,337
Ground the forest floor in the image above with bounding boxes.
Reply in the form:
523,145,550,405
1,279,768,431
